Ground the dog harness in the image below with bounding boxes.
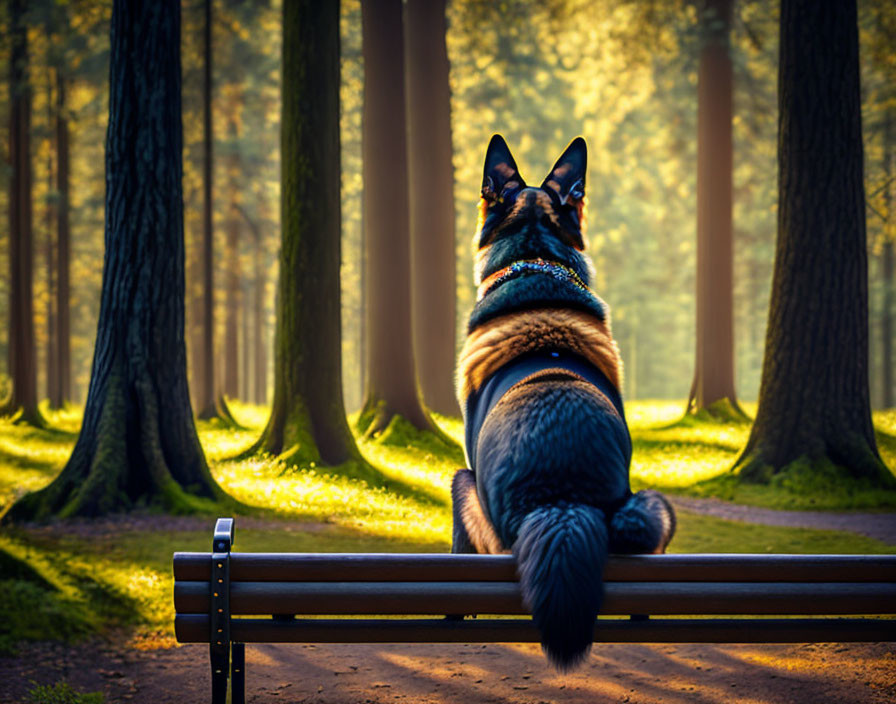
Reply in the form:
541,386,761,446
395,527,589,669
463,347,629,471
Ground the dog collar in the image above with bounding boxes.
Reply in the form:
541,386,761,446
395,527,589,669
477,258,590,302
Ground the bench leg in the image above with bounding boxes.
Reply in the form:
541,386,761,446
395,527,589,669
210,644,229,704
231,643,246,704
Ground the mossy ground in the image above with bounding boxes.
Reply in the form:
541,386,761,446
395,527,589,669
0,399,894,653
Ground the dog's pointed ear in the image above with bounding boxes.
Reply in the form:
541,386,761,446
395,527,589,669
481,134,526,202
542,137,586,205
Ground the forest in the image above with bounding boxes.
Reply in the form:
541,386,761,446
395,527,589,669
0,0,895,702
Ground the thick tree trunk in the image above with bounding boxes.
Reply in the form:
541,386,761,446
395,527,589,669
359,0,435,435
3,0,44,426
54,69,71,407
735,0,893,485
405,0,458,417
251,0,361,466
687,0,743,419
4,0,226,522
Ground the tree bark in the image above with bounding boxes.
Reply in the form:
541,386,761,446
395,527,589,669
4,0,227,521
359,0,435,435
253,216,266,406
3,0,44,426
687,0,743,419
884,238,894,408
882,110,894,409
250,0,361,466
195,0,234,423
405,0,458,417
241,276,250,402
54,68,71,407
45,71,59,408
224,191,240,401
735,0,893,485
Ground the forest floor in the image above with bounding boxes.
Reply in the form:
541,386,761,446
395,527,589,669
1,401,895,703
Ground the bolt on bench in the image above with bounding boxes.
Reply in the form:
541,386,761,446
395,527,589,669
173,518,896,704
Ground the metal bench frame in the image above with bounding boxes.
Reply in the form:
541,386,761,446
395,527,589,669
173,518,896,704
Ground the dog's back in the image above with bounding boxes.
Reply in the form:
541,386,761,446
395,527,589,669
452,135,675,670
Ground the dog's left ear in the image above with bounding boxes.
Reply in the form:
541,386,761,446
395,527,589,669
542,137,586,206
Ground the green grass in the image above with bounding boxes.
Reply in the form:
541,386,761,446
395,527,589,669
0,399,894,652
627,400,896,510
24,682,104,704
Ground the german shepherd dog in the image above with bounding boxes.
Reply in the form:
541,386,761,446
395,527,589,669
452,135,676,670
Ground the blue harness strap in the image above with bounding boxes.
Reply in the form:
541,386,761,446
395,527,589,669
463,348,628,470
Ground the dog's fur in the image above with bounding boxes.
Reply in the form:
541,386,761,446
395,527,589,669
452,135,676,670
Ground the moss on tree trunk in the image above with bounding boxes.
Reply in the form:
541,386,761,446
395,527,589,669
248,0,365,471
735,0,894,487
4,0,226,522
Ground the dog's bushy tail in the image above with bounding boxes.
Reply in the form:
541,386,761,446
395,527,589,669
515,502,608,671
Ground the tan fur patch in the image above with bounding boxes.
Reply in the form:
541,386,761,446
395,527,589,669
452,469,507,554
457,308,623,403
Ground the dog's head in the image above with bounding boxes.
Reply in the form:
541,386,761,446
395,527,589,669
474,135,593,292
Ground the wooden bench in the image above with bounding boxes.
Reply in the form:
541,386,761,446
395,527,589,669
173,518,896,704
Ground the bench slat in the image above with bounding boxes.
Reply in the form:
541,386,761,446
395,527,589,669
174,614,896,644
174,580,896,616
172,552,896,583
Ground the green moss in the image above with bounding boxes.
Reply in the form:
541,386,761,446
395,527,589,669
687,456,896,510
25,682,104,704
681,398,752,426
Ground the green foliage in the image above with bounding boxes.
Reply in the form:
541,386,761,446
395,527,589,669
25,682,104,704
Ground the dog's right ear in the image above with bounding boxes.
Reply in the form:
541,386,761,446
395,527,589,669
481,134,526,204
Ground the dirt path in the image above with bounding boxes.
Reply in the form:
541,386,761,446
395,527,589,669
2,637,894,704
668,496,896,545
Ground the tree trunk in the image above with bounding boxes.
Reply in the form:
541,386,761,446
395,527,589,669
884,239,894,408
735,0,893,485
359,0,435,435
687,0,743,419
45,71,59,408
250,0,361,466
3,0,44,426
405,0,458,417
223,196,240,401
55,68,71,407
195,0,234,423
882,110,894,409
241,277,250,402
4,0,227,522
253,218,266,406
